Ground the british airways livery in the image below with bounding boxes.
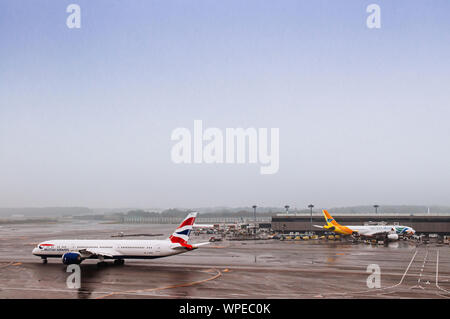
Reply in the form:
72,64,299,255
32,212,209,265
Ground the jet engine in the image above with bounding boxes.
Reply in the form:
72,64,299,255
62,252,82,265
387,233,399,241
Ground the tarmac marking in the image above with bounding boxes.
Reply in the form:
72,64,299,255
435,250,450,295
378,248,450,299
94,268,222,299
387,249,419,289
410,249,428,290
320,249,419,297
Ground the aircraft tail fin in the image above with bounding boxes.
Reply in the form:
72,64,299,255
322,210,340,227
169,212,197,249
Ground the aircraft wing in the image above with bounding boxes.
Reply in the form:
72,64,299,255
79,248,119,258
314,224,336,231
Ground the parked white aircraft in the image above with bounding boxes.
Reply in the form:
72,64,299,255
32,212,209,265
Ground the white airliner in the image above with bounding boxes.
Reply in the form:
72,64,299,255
32,212,209,265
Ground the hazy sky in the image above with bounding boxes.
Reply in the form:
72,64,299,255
1,1,450,208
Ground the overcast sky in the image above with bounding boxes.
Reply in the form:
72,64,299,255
1,0,450,209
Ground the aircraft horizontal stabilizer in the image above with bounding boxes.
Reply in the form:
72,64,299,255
192,242,211,247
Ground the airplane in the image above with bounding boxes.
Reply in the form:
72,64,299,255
314,210,415,241
32,212,210,265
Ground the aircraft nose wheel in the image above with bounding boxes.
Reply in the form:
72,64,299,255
42,258,47,264
114,259,125,266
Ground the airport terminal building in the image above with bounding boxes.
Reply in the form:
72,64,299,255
271,214,450,235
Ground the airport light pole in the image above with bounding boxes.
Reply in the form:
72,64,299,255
252,205,257,239
308,204,314,233
374,204,379,215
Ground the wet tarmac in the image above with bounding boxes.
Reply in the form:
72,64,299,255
0,221,449,299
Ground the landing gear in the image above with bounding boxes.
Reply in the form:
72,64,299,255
114,259,125,266
41,258,48,264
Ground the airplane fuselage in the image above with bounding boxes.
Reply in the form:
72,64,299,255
331,224,414,238
342,225,395,236
32,239,186,260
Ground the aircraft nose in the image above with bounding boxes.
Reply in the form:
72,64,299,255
32,248,39,255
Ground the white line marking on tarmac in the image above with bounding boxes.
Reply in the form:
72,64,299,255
384,249,418,290
320,249,419,297
412,249,428,289
436,250,450,295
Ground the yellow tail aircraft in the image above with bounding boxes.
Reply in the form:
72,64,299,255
314,210,415,240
